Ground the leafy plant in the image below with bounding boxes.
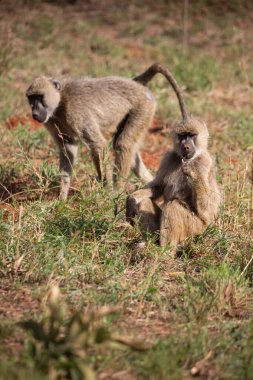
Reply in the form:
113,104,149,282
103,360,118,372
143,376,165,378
20,286,147,379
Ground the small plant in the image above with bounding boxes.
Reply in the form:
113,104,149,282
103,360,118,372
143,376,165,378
20,286,147,379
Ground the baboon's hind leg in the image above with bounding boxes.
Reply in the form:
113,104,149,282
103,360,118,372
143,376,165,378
138,198,161,242
114,106,155,187
132,151,153,183
82,125,107,182
160,200,205,247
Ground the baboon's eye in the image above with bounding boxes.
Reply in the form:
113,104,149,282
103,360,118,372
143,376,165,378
37,95,44,105
178,133,187,140
28,95,45,109
189,134,197,141
28,95,43,102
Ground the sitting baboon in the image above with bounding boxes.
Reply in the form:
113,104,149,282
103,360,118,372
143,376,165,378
26,73,157,199
126,67,222,247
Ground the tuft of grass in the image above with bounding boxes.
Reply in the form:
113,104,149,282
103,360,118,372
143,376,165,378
18,285,146,380
182,262,253,323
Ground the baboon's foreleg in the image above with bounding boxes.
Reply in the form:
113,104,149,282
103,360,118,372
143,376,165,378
46,124,78,200
182,156,222,226
160,200,204,247
59,142,78,200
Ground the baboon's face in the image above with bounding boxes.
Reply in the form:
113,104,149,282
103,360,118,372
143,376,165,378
175,133,197,160
26,77,61,124
27,94,48,123
173,117,209,158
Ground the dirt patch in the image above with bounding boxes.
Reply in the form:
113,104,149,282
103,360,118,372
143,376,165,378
0,279,39,320
6,115,41,131
0,279,40,353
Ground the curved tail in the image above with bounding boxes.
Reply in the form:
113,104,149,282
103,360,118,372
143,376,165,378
134,63,189,122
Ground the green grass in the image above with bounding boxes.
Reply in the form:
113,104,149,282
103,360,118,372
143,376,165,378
0,1,253,379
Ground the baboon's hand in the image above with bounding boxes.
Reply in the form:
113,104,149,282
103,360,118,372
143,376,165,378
182,159,197,179
126,196,138,226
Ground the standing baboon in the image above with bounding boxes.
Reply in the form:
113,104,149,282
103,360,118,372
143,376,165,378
126,66,222,247
26,74,156,199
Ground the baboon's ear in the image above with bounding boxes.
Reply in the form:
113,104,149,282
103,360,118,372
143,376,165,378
52,79,61,91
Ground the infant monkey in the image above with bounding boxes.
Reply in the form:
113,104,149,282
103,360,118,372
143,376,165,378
126,66,222,248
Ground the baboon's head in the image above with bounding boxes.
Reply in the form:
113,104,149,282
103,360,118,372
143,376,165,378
173,117,209,160
26,76,61,123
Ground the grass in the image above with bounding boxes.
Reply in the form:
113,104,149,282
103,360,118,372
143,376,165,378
0,1,253,379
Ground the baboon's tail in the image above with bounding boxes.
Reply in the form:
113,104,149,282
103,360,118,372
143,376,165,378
134,63,189,122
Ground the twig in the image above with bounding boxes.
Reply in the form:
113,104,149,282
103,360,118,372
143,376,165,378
240,254,253,277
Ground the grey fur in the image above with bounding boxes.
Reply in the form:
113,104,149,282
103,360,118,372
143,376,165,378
126,119,222,247
26,74,156,199
126,66,222,248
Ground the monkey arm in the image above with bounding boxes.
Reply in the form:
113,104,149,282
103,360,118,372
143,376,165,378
46,122,78,200
194,177,222,226
59,143,78,200
192,177,213,226
183,155,220,225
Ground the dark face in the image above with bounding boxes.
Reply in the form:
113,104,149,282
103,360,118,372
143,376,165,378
178,133,196,159
27,95,47,123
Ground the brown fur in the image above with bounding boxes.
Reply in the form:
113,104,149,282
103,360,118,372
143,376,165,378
126,67,222,248
26,74,156,199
